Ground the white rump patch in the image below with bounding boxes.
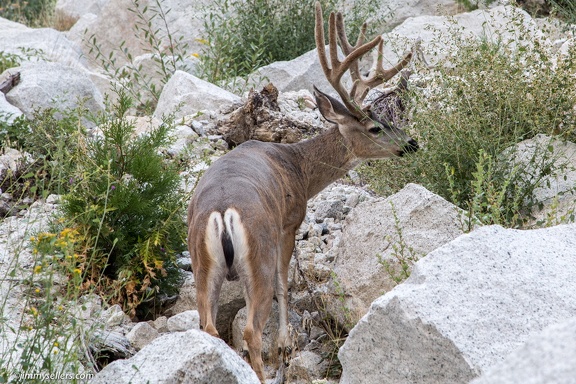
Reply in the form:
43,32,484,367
205,211,225,268
223,208,249,266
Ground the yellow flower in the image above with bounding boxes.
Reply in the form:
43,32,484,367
35,288,40,294
54,341,59,347
33,265,42,274
191,53,200,58
29,236,36,242
30,307,38,317
73,268,82,275
194,38,208,45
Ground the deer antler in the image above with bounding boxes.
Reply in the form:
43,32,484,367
315,1,414,118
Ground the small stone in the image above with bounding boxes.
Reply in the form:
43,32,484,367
314,200,344,222
345,193,360,208
152,316,168,333
176,256,192,271
103,304,128,327
167,310,200,332
126,322,159,351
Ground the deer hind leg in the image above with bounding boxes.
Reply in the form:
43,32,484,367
194,212,228,338
196,266,225,337
242,261,275,383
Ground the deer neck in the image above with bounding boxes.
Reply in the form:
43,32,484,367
293,126,358,198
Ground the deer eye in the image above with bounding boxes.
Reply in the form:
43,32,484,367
368,126,382,134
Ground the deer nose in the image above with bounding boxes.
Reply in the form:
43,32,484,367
400,139,419,156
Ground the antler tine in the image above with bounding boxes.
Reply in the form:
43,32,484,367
364,40,414,89
315,1,381,117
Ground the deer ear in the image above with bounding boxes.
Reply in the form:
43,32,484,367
313,86,356,125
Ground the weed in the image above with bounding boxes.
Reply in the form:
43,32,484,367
378,202,419,285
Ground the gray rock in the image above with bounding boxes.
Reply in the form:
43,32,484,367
175,254,193,271
375,0,460,31
101,304,128,327
339,224,576,384
167,310,200,332
154,71,241,119
245,47,351,101
126,322,159,351
0,23,86,68
152,316,168,333
67,0,207,68
378,6,544,68
55,0,110,24
470,317,576,384
4,62,104,126
328,183,469,327
285,350,328,384
90,329,259,384
314,200,344,223
0,93,23,124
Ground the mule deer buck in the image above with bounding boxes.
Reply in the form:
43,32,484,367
187,2,418,381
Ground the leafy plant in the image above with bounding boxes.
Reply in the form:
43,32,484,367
61,90,187,318
378,202,419,285
0,0,56,27
196,0,381,87
453,0,497,11
360,24,576,228
0,108,84,216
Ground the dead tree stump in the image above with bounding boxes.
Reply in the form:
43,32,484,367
218,83,318,147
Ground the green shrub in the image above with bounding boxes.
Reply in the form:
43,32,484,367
361,28,576,228
0,0,55,27
61,91,186,318
196,0,382,87
0,108,83,214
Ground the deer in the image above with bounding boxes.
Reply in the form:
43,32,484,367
186,2,419,382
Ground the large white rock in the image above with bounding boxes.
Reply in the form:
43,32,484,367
470,317,576,384
0,21,86,69
373,0,460,31
67,0,207,67
327,183,469,326
339,224,576,384
166,309,200,332
378,5,545,68
154,70,241,119
55,0,110,24
90,329,259,383
3,62,104,123
245,47,351,99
